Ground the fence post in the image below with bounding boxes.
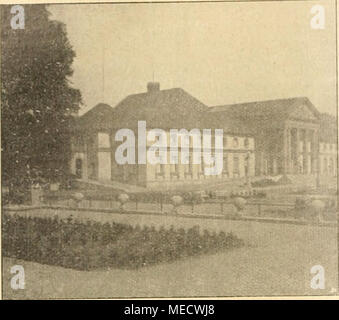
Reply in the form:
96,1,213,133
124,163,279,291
220,202,224,214
257,204,261,216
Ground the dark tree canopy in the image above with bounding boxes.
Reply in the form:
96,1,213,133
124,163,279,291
1,5,82,199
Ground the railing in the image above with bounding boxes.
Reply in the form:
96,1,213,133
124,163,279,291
3,201,336,228
38,187,337,225
42,195,323,221
204,199,295,216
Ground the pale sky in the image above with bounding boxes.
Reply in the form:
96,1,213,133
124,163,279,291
49,1,337,115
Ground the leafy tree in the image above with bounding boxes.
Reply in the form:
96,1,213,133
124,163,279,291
1,5,82,201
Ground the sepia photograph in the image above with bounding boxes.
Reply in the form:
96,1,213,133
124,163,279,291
1,0,338,299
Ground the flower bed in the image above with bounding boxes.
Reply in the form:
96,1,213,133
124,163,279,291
2,214,244,271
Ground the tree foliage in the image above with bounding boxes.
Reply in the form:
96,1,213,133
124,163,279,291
1,5,82,199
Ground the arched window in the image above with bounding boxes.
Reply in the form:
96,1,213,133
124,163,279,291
75,158,83,179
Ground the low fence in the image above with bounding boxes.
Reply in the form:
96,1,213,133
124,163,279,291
3,201,336,228
44,195,296,217
23,187,337,226
3,180,326,229
40,192,336,220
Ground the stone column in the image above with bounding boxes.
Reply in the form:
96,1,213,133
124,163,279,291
315,130,319,174
309,129,315,174
295,128,300,174
301,129,306,174
287,128,291,174
305,129,310,174
309,130,313,174
283,127,289,174
314,128,320,187
290,128,295,173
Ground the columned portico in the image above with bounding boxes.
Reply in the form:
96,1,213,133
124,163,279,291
283,123,319,175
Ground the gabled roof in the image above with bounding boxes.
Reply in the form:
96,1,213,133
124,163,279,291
202,112,255,136
112,88,208,129
77,103,114,131
77,88,322,138
209,97,320,122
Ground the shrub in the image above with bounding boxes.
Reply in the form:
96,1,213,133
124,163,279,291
2,214,244,271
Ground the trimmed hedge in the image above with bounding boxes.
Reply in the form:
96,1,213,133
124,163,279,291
2,214,244,271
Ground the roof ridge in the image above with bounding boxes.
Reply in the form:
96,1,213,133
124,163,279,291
210,96,308,109
125,87,182,98
80,102,114,118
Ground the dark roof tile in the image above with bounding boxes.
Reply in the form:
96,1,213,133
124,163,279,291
111,88,208,129
209,97,320,122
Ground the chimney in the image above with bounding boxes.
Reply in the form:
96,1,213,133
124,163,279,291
147,82,160,93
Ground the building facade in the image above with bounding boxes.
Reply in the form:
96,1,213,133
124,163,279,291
319,142,337,176
70,83,255,188
70,83,336,189
209,97,322,176
318,113,337,177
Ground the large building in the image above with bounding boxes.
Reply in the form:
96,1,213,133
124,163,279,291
70,83,336,189
209,97,322,176
70,83,255,188
319,113,337,176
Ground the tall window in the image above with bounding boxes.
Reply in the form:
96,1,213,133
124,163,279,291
244,138,249,148
306,141,311,153
233,155,240,176
223,136,228,148
299,141,304,153
329,158,334,175
89,163,95,179
222,154,228,176
75,158,83,178
323,158,328,174
233,137,239,148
